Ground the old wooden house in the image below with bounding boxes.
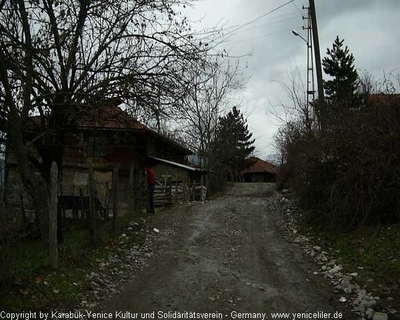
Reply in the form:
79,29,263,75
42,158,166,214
5,100,206,215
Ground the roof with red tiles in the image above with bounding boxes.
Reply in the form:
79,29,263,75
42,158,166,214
76,101,146,130
242,157,278,175
30,99,192,154
367,93,400,106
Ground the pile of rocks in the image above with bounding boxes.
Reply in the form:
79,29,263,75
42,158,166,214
74,217,169,309
278,195,396,320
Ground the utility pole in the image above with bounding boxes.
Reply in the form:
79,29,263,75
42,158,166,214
309,0,325,123
301,6,315,111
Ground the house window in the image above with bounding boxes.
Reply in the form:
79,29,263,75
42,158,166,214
85,135,107,157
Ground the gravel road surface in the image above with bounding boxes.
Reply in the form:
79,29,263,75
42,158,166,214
99,183,357,320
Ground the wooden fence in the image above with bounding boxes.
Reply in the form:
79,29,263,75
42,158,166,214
154,175,207,208
0,165,207,241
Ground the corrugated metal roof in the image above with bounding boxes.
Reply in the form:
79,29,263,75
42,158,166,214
149,156,207,172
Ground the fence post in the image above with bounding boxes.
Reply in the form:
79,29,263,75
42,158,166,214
88,167,97,246
174,175,178,204
183,177,187,202
127,166,134,215
49,161,58,268
20,193,26,228
200,174,204,201
112,166,118,232
192,180,196,202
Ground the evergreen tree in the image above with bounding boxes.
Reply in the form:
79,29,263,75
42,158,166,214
322,36,359,106
211,106,255,181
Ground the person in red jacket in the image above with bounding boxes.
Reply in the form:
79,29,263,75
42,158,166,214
145,165,156,214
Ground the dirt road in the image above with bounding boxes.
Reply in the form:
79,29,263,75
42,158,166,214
100,183,356,319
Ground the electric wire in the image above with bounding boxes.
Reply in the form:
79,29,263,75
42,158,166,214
222,0,296,39
232,14,300,35
229,29,291,44
291,1,303,14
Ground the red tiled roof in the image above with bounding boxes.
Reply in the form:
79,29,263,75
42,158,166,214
77,101,145,130
31,100,145,131
242,157,278,174
367,93,400,107
30,100,192,155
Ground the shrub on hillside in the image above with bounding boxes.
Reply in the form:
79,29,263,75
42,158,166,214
277,95,400,227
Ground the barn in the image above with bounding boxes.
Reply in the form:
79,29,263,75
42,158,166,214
241,157,278,183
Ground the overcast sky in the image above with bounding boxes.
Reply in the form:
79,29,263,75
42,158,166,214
185,0,400,159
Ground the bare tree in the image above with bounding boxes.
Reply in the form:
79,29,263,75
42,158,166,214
0,0,215,240
358,70,400,95
170,56,245,166
271,68,317,138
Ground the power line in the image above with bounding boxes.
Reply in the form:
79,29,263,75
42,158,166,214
229,29,291,44
291,1,303,14
223,0,296,38
232,14,300,35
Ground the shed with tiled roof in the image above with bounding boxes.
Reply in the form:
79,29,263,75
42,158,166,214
241,157,278,182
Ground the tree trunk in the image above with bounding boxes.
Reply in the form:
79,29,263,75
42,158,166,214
9,118,49,241
48,162,58,268
112,166,118,233
88,167,97,246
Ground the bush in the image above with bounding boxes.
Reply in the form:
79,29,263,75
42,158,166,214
277,95,400,228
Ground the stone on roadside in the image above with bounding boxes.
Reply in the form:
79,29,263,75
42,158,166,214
387,308,398,315
340,279,352,289
342,275,353,282
352,304,366,314
329,265,342,274
344,287,352,294
362,299,377,309
372,312,388,320
365,308,375,319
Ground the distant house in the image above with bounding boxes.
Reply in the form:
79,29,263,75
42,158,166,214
367,93,400,107
241,157,278,183
5,100,206,213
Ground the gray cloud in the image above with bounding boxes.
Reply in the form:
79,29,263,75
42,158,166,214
187,0,400,155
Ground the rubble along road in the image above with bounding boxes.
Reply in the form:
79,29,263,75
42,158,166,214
100,183,358,319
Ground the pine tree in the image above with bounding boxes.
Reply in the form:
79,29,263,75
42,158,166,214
322,36,359,106
211,106,255,180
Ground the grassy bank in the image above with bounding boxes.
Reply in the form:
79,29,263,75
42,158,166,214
0,211,148,311
298,215,400,310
